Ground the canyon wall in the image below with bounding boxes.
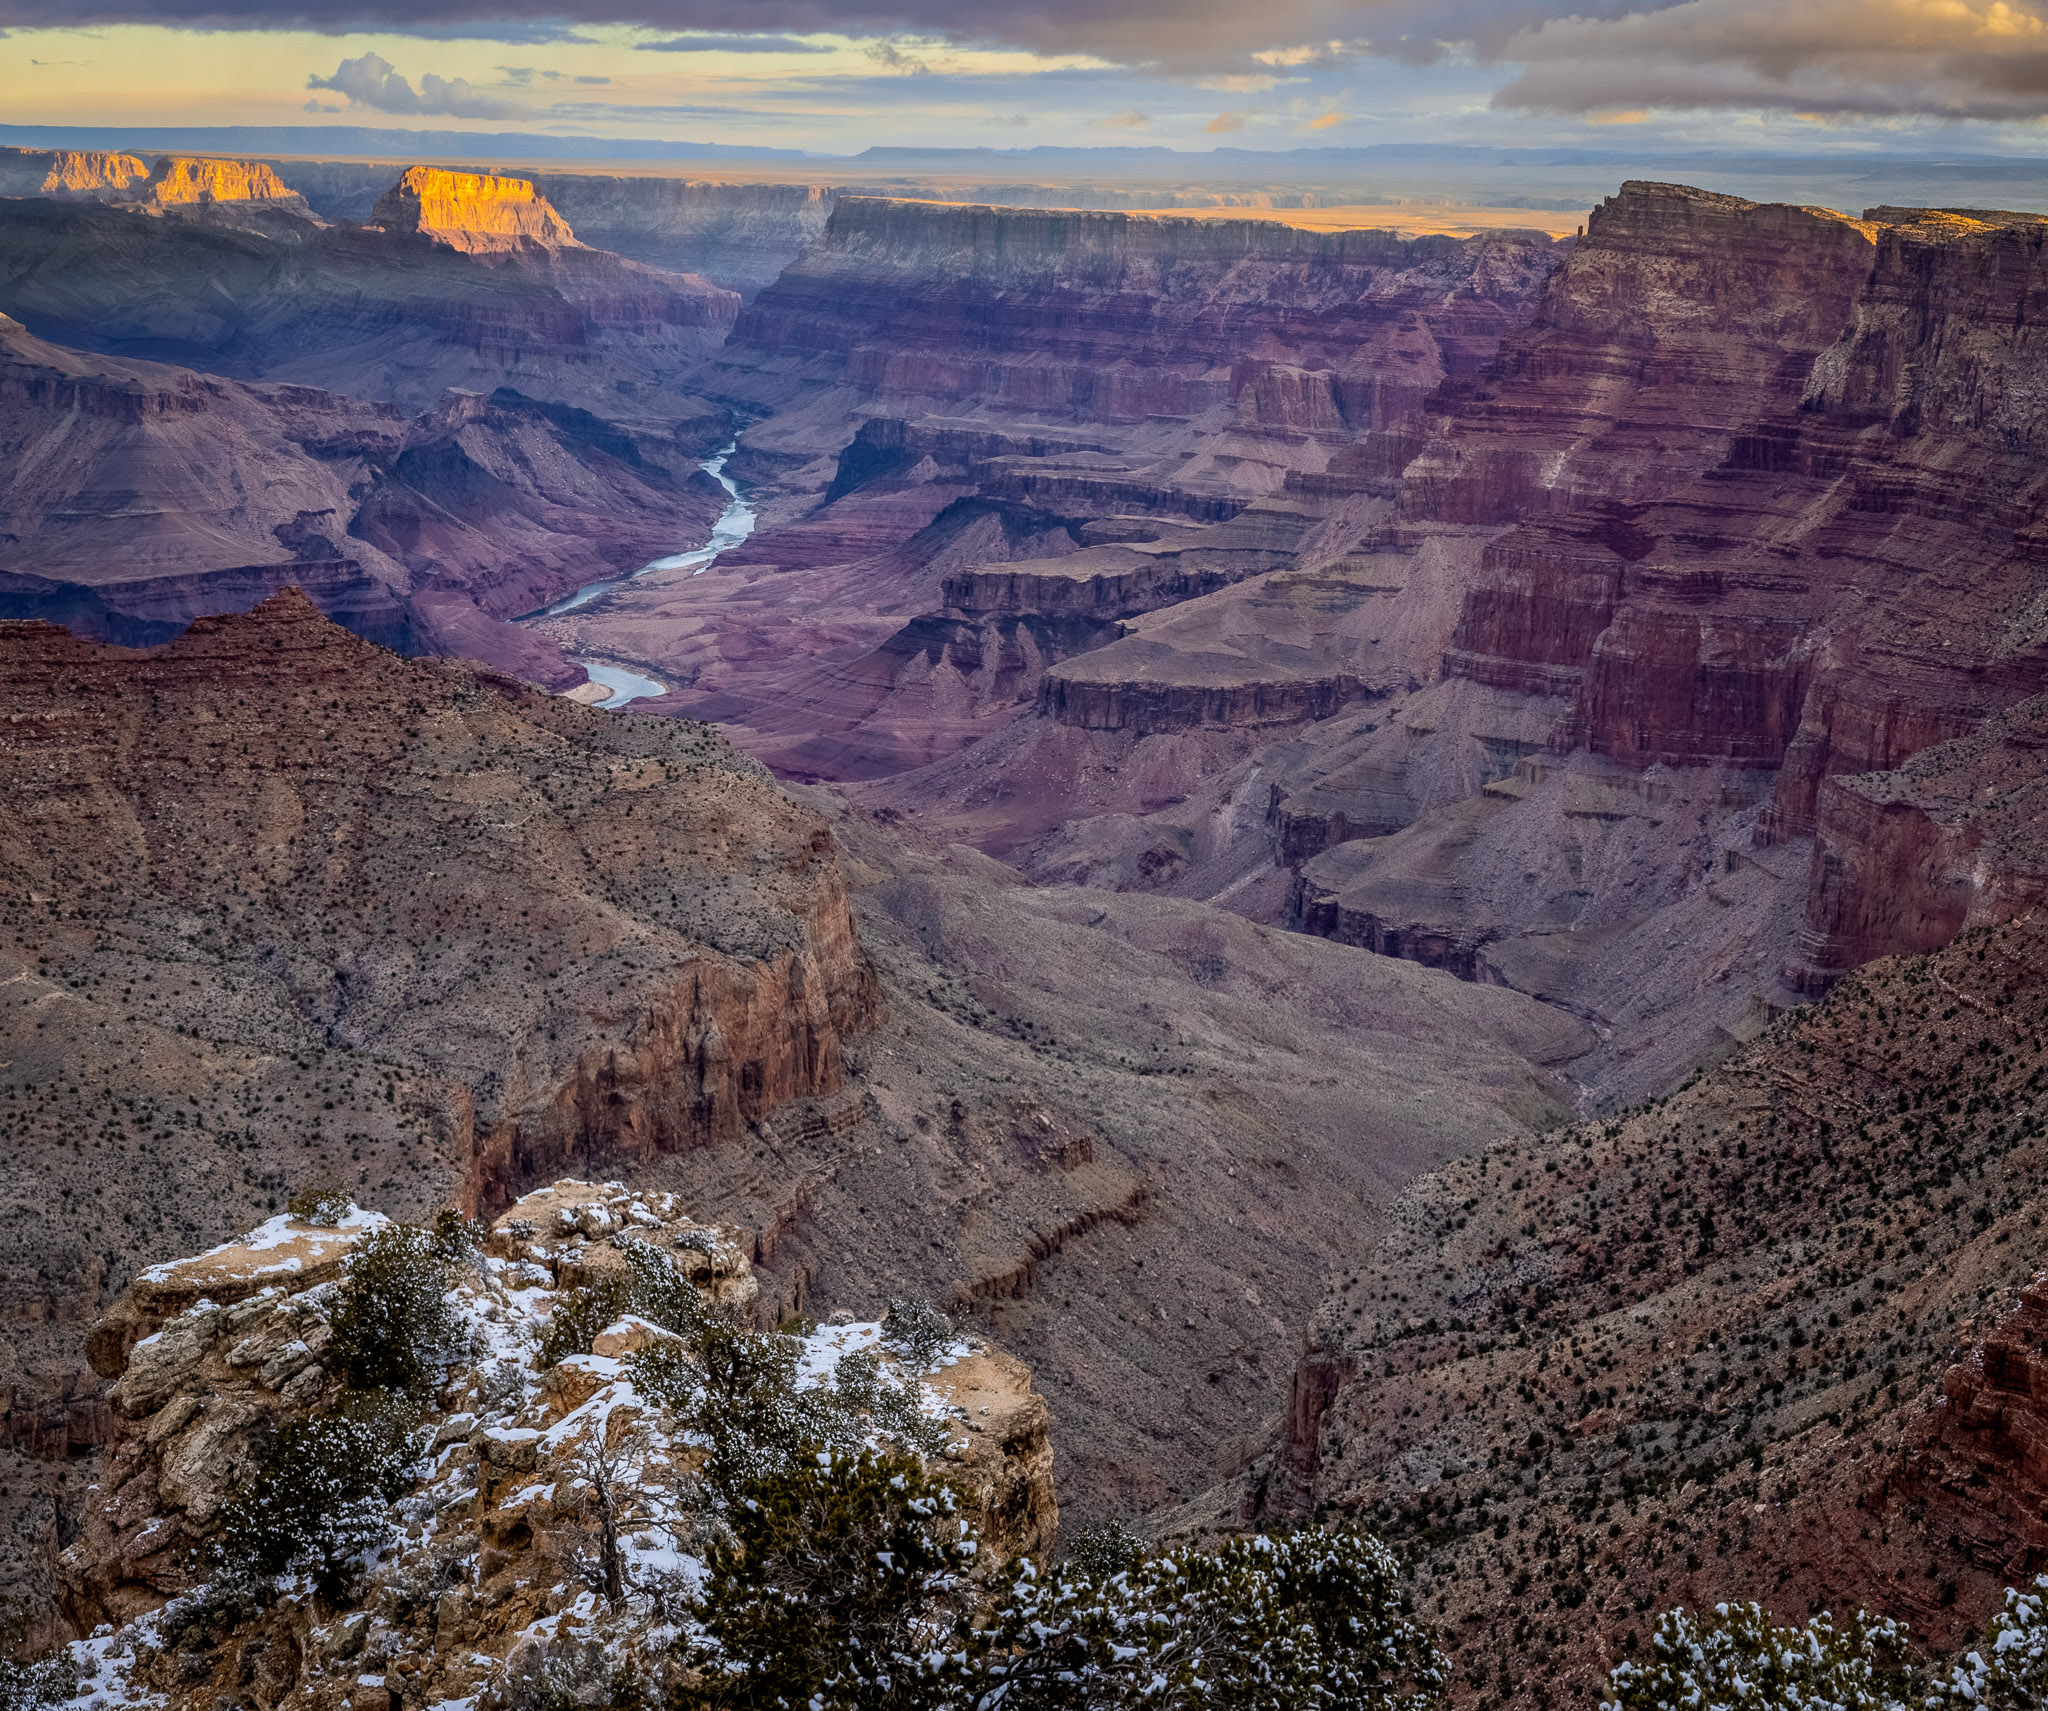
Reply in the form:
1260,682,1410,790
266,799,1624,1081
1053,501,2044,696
711,195,1561,456
371,164,579,253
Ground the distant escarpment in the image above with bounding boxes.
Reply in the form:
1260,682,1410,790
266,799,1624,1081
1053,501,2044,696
712,196,1561,463
0,314,729,684
0,179,737,419
0,146,319,238
1265,912,2048,1709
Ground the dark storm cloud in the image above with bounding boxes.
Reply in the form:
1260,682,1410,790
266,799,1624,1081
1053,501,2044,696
1491,0,2048,121
0,0,1674,72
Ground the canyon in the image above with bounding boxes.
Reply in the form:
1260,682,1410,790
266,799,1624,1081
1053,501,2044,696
0,592,1589,1650
2,140,2047,1703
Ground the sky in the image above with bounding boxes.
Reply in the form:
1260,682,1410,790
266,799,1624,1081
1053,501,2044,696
5,0,2048,157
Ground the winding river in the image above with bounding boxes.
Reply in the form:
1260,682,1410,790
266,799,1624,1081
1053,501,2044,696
534,441,757,709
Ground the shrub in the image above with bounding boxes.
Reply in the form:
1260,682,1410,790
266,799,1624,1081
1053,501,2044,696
881,1299,954,1372
673,1449,974,1711
1602,1603,1913,1711
287,1183,352,1227
634,1327,940,1506
1062,1519,1146,1579
216,1392,422,1599
1935,1572,2048,1709
539,1237,708,1370
327,1224,461,1396
965,1527,1448,1711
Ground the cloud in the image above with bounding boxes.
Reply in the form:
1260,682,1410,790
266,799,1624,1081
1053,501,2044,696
307,50,528,117
637,32,832,52
1301,107,1346,128
863,36,932,71
1098,107,1150,126
21,0,2048,115
1491,0,2048,121
1205,107,1248,130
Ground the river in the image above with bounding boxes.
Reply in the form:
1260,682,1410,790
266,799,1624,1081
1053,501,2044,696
533,441,757,709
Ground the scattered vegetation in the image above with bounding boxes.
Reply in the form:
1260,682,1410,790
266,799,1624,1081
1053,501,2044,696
1611,1579,2048,1711
0,1604,78,1711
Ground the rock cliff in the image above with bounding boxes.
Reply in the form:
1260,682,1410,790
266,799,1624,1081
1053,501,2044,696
0,147,321,238
58,1177,1054,1710
1261,911,2048,1707
371,166,580,254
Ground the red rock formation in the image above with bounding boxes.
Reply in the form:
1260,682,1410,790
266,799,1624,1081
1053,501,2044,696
1796,694,2048,982
713,196,1560,449
371,164,581,253
1891,1271,2048,1591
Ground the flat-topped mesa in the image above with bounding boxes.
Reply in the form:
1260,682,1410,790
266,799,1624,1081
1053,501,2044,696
371,164,582,253
140,154,305,208
0,145,152,198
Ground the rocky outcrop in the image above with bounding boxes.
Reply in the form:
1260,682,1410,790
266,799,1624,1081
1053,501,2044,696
0,147,320,238
0,146,151,198
1891,1270,2048,1591
61,1178,1055,1694
0,315,730,681
372,166,581,253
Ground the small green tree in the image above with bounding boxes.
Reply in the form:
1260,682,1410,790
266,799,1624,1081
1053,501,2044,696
327,1223,461,1395
1602,1603,1913,1711
673,1449,974,1711
215,1392,422,1599
881,1300,954,1372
